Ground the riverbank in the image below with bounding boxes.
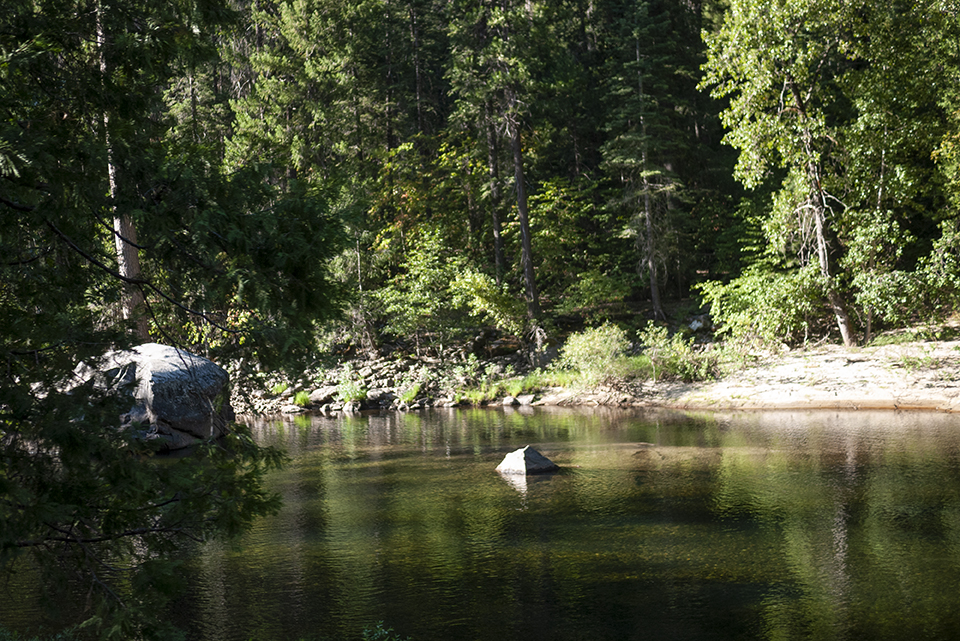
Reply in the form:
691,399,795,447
613,338,960,412
233,330,960,416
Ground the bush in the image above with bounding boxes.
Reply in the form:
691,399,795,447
450,270,527,339
337,365,367,403
399,383,421,405
636,322,721,382
361,622,411,641
695,264,823,347
555,324,631,385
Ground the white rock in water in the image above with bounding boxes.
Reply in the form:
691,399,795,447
495,445,559,475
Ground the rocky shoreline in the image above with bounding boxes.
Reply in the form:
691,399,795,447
231,334,960,417
229,348,535,415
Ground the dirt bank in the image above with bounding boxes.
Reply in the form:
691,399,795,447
564,339,960,413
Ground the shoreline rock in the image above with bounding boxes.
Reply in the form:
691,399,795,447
232,337,960,416
79,343,234,449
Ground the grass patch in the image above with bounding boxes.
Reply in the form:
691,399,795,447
399,383,421,405
337,365,368,403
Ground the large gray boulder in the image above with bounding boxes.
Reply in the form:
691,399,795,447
82,343,234,450
495,445,559,475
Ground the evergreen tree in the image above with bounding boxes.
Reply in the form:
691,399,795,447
446,0,545,324
0,0,343,636
598,0,731,317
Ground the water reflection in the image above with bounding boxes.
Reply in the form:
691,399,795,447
169,408,960,641
6,408,960,640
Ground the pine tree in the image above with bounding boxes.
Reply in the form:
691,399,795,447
446,0,545,323
0,0,344,636
599,0,709,319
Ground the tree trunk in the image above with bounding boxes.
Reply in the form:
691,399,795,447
813,203,857,347
99,2,149,341
505,94,540,320
636,39,665,320
408,2,425,134
791,79,857,347
642,179,664,320
112,209,150,340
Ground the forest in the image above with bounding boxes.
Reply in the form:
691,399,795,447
7,0,960,369
4,0,960,637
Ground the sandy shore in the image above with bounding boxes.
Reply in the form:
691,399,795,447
538,339,960,413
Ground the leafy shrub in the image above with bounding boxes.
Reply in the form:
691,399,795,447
555,323,631,385
440,357,520,405
337,365,367,403
361,622,411,641
451,269,527,339
636,322,720,382
374,227,468,350
399,383,421,405
696,264,823,347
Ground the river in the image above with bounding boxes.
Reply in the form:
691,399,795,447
7,406,960,640
169,406,960,640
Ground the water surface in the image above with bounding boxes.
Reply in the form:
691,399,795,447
172,407,960,641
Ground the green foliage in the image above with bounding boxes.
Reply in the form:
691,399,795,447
293,391,312,407
554,324,631,385
519,368,580,391
0,372,286,639
557,269,632,322
375,228,470,351
399,383,422,406
337,365,368,403
700,0,960,343
918,221,960,318
451,270,527,339
0,0,344,637
360,622,411,641
696,266,823,347
635,322,720,383
442,356,519,404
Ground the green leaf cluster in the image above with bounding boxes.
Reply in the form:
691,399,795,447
700,0,960,344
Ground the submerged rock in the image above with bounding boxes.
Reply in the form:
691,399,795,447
495,445,559,475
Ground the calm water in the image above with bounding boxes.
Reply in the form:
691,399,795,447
7,407,960,640
174,407,960,641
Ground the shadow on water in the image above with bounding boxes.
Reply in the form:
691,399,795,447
9,407,960,641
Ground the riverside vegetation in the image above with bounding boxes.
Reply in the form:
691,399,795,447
7,0,960,639
237,316,743,416
242,314,960,417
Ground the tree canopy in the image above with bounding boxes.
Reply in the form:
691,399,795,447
1,0,341,636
